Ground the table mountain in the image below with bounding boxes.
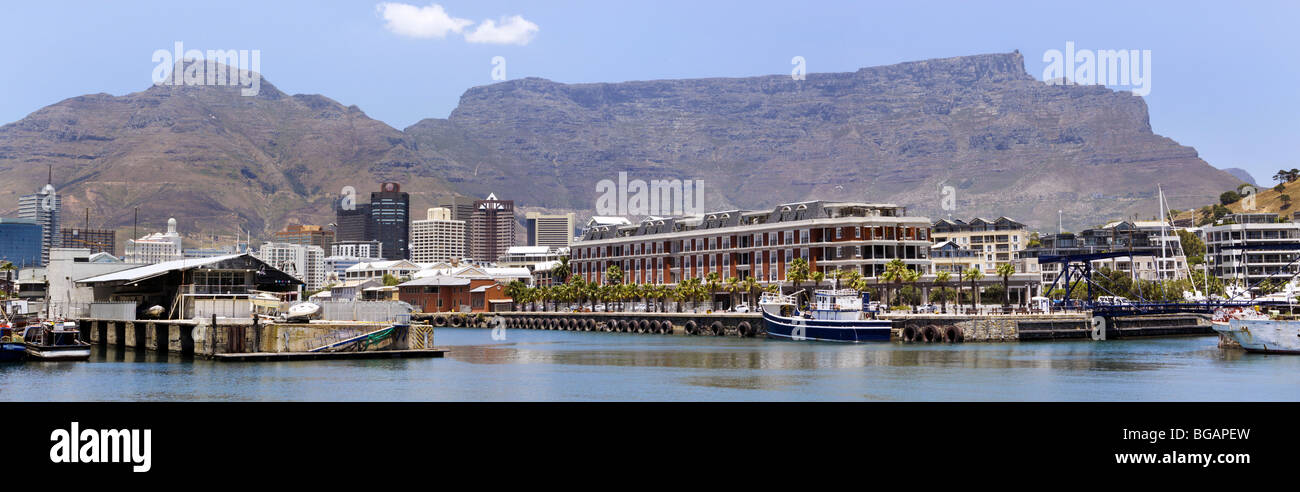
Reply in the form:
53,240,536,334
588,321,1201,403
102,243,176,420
407,51,1241,230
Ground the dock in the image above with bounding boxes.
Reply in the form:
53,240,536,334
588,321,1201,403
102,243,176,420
212,348,447,362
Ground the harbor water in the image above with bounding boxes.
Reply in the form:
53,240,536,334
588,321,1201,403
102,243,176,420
1,328,1298,401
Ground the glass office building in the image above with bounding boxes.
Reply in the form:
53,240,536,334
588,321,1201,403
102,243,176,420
0,218,44,267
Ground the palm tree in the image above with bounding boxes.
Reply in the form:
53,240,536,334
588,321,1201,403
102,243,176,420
902,268,921,310
787,258,809,306
996,263,1016,307
962,266,985,312
553,256,572,284
880,259,907,307
934,271,952,313
725,276,742,310
704,272,722,311
810,271,826,291
828,268,844,290
504,280,527,310
741,276,760,308
605,264,623,285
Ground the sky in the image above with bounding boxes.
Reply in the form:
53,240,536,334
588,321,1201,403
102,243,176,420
1,0,1296,184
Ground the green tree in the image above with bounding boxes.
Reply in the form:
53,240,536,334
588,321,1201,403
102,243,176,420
962,266,984,310
1177,229,1206,265
552,256,571,284
605,265,623,285
934,271,952,313
787,258,809,302
1220,190,1241,205
996,263,1016,307
382,273,401,287
880,259,908,306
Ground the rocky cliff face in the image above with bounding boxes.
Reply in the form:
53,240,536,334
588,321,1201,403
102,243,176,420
0,52,1241,240
407,52,1239,229
0,68,457,240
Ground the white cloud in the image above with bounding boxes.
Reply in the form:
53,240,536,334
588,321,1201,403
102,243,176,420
464,15,540,46
376,2,473,39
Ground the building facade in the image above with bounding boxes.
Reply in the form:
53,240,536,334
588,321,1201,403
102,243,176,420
124,218,184,264
570,201,932,288
256,242,327,291
274,224,334,252
369,183,410,261
1203,213,1300,289
411,207,466,264
0,218,44,268
931,217,1028,272
335,202,372,243
17,184,60,264
525,212,576,248
60,228,116,256
469,193,515,263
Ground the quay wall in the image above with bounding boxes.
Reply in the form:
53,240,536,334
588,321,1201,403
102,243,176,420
77,318,418,357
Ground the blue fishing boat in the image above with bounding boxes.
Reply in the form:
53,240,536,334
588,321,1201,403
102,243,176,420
0,322,26,362
760,289,891,342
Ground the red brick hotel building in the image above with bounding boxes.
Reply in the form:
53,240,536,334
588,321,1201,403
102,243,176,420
571,201,932,287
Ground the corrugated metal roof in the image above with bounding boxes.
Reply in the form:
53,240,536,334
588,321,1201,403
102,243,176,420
398,276,471,287
77,254,244,284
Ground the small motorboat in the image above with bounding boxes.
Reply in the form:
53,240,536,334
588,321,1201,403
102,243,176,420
23,320,91,361
760,289,892,342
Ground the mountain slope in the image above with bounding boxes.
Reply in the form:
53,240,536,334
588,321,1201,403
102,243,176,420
406,52,1239,230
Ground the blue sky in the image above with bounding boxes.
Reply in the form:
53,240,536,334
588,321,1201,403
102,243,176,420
1,0,1296,184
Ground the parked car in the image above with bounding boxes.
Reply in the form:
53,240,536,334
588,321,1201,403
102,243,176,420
733,303,751,313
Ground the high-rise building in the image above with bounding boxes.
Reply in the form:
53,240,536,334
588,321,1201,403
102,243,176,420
61,228,116,256
369,182,410,261
335,201,372,243
257,242,326,291
469,193,515,263
17,184,60,265
411,207,466,264
274,224,334,252
0,218,44,268
439,196,476,258
124,218,184,264
525,212,576,248
331,240,383,259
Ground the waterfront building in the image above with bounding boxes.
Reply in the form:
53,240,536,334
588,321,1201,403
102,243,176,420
331,240,383,259
17,184,60,264
1021,219,1190,288
582,216,632,236
44,248,134,319
397,275,511,313
274,224,334,253
469,193,515,264
525,212,576,248
256,242,327,291
124,218,184,264
570,201,933,288
369,183,410,261
531,260,562,287
931,217,1028,272
60,228,116,256
929,240,982,275
343,259,421,281
1203,213,1300,289
0,218,44,269
77,254,301,320
410,207,466,264
496,246,568,269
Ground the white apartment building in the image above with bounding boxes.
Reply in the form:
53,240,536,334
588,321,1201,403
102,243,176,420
257,242,326,291
1203,213,1300,289
411,207,466,264
124,218,184,264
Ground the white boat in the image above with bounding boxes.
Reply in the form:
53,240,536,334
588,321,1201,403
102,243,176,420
23,321,91,361
285,302,321,322
760,289,891,342
1211,307,1300,354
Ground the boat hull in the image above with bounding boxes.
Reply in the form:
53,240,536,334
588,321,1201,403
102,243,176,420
25,344,92,361
1213,319,1300,354
0,343,26,362
762,310,891,343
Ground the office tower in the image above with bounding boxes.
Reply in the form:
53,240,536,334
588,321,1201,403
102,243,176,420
526,212,576,248
369,182,410,261
0,218,44,268
470,193,515,263
17,184,60,265
335,201,371,243
411,207,466,263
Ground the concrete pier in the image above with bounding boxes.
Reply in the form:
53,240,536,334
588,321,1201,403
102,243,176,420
78,318,430,359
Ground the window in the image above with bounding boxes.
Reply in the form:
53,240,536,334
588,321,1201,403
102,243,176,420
836,228,843,240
